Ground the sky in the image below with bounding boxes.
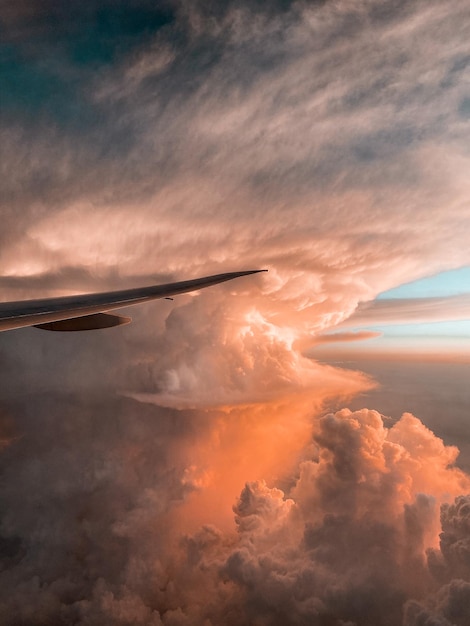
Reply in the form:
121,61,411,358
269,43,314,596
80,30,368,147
0,1,470,625
311,266,470,358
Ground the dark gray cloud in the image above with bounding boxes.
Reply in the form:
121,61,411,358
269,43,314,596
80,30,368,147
404,496,470,626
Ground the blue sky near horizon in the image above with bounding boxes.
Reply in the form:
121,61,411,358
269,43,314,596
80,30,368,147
377,266,470,300
368,319,470,338
317,267,470,354
376,268,470,344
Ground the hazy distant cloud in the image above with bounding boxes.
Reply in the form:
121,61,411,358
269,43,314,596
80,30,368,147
343,294,470,327
311,330,382,344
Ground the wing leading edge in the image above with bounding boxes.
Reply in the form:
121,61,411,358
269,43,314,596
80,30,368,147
0,270,267,332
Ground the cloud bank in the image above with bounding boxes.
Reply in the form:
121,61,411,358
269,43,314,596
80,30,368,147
1,0,470,328
1,406,469,625
342,294,470,328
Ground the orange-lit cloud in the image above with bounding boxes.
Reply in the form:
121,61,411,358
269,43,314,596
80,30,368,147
309,330,382,344
113,409,470,625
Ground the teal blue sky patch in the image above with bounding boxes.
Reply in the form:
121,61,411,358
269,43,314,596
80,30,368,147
377,266,470,300
367,320,470,339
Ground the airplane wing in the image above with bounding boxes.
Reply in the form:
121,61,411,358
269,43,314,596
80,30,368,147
0,269,267,332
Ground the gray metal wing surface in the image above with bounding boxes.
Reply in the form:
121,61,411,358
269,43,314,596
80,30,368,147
0,270,266,332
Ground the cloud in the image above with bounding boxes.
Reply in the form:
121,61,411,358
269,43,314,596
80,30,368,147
1,400,469,624
404,495,470,625
2,0,470,330
122,292,372,409
405,579,470,626
342,294,470,327
172,410,469,625
309,330,382,344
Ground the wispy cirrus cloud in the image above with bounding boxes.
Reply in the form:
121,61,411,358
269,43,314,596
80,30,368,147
310,329,382,344
343,293,470,327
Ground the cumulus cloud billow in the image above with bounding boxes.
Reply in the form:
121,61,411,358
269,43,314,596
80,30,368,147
1,406,469,625
1,1,470,625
